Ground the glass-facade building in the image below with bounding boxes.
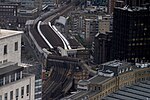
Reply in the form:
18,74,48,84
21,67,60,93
113,4,150,63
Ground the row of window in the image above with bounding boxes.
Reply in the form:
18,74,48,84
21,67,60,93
0,72,21,86
91,86,116,100
0,59,8,64
3,42,18,55
1,85,29,100
0,9,15,12
128,43,147,46
0,6,15,8
119,67,132,74
0,13,15,16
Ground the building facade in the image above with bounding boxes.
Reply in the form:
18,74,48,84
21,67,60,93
99,15,111,33
124,0,149,7
92,31,112,64
107,0,116,14
112,4,150,62
93,33,107,64
0,62,35,100
0,3,18,29
0,0,42,29
62,60,150,100
0,28,35,100
84,18,99,46
0,29,22,64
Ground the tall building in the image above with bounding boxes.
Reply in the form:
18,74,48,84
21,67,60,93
112,3,150,62
0,62,35,100
91,14,112,64
107,0,116,14
0,3,18,29
93,33,107,64
70,10,99,47
92,31,112,64
107,0,126,14
0,29,35,100
99,15,111,33
85,18,99,46
0,29,22,64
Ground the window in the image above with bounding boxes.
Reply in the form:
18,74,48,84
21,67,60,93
16,72,20,80
5,76,9,84
11,74,15,82
4,93,7,100
0,78,3,86
21,87,24,98
4,45,7,55
10,91,13,100
16,89,19,100
26,85,29,96
3,59,7,63
0,95,2,100
15,42,18,51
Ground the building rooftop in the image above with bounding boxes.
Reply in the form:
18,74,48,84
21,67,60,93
100,60,133,76
62,90,100,100
78,80,90,86
101,60,131,68
0,3,18,6
55,16,67,26
0,62,24,76
103,81,150,100
88,74,111,85
116,5,150,12
0,29,23,39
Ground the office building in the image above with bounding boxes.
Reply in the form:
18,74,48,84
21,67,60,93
107,0,116,14
84,18,99,46
0,0,42,29
0,3,18,29
1,0,42,9
0,62,35,100
112,3,150,62
70,10,100,47
92,31,112,64
0,29,22,64
0,29,35,100
91,14,112,64
99,15,111,33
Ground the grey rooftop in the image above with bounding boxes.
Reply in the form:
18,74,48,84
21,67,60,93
103,81,150,100
0,62,23,76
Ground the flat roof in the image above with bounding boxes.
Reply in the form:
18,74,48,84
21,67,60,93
62,90,100,100
88,74,111,85
55,16,67,26
0,62,23,76
101,60,131,68
0,29,23,39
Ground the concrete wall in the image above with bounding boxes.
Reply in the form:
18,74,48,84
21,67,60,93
0,74,35,100
0,33,22,64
